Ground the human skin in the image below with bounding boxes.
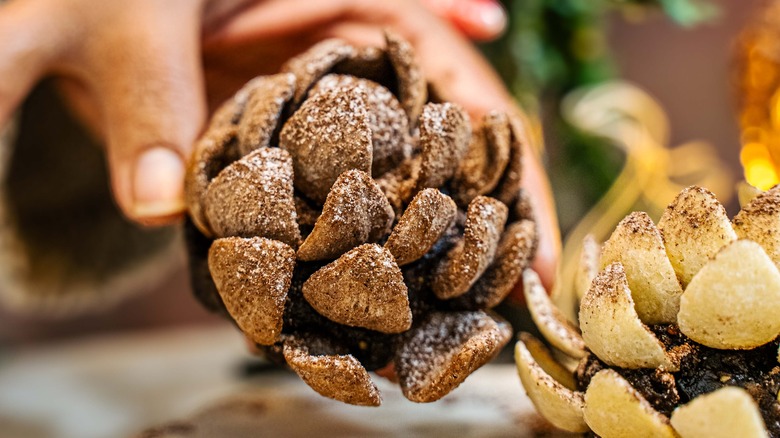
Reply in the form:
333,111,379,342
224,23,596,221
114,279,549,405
0,0,559,289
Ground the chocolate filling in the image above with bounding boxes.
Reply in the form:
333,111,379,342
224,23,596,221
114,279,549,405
575,324,780,436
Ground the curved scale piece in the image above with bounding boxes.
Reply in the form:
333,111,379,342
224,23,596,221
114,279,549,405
432,196,507,300
490,116,525,205
203,148,301,247
185,124,238,237
311,74,410,176
208,237,295,345
584,369,677,438
580,263,673,370
297,170,394,261
575,234,600,300
600,212,683,324
396,311,511,403
282,39,356,108
657,185,737,287
678,239,780,349
415,102,471,191
452,111,511,205
670,387,768,438
454,220,537,310
283,333,381,406
524,269,587,359
236,73,296,155
375,156,419,215
384,188,457,266
385,31,427,124
332,45,391,84
515,333,589,433
733,188,780,270
279,82,373,203
302,244,411,334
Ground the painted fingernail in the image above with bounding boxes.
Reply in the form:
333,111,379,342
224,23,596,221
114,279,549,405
132,146,186,220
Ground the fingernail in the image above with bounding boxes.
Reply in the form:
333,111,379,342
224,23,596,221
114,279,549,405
132,146,186,220
471,1,506,34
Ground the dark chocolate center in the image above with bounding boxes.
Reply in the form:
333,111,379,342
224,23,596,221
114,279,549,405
575,324,780,436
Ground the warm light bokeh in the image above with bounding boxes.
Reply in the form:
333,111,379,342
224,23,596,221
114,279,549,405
736,1,780,190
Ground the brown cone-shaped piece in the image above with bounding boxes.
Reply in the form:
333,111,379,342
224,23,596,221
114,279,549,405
185,125,238,237
297,170,394,261
283,333,381,406
185,75,277,234
454,219,537,309
282,39,355,108
415,103,471,192
385,31,427,124
385,188,457,266
208,237,295,346
302,244,411,333
311,74,410,176
279,82,373,203
452,111,512,205
490,117,525,205
209,75,274,129
333,46,392,85
512,188,536,222
204,148,301,247
236,73,296,155
433,196,508,299
375,156,420,215
396,311,512,403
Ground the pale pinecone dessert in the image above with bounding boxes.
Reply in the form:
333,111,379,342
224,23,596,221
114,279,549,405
516,185,780,437
184,33,538,406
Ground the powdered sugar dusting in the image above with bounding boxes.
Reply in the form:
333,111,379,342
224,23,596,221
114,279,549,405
432,196,508,299
297,170,394,261
208,237,295,345
396,311,512,402
416,103,471,191
302,244,411,333
204,148,301,247
280,82,373,203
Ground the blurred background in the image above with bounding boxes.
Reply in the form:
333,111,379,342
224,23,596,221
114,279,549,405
0,0,775,436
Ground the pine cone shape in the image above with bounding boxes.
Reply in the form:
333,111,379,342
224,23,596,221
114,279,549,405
184,33,539,406
516,185,780,437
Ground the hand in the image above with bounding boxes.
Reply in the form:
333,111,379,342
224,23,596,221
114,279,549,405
0,0,559,288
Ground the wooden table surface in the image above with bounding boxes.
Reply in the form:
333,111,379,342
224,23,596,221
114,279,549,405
0,324,575,438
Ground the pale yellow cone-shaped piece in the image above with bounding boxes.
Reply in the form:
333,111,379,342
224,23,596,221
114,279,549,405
575,235,600,301
670,387,768,438
579,263,673,370
733,188,780,271
658,186,736,287
678,239,780,349
584,369,677,438
515,334,588,433
600,212,683,324
524,269,586,359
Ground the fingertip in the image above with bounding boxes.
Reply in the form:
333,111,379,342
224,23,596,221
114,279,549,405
126,145,187,226
455,0,507,41
425,0,507,41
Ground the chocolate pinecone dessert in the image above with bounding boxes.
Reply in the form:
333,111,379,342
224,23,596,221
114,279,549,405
516,186,780,437
184,33,538,406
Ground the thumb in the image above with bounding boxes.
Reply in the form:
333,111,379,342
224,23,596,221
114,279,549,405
89,4,206,225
